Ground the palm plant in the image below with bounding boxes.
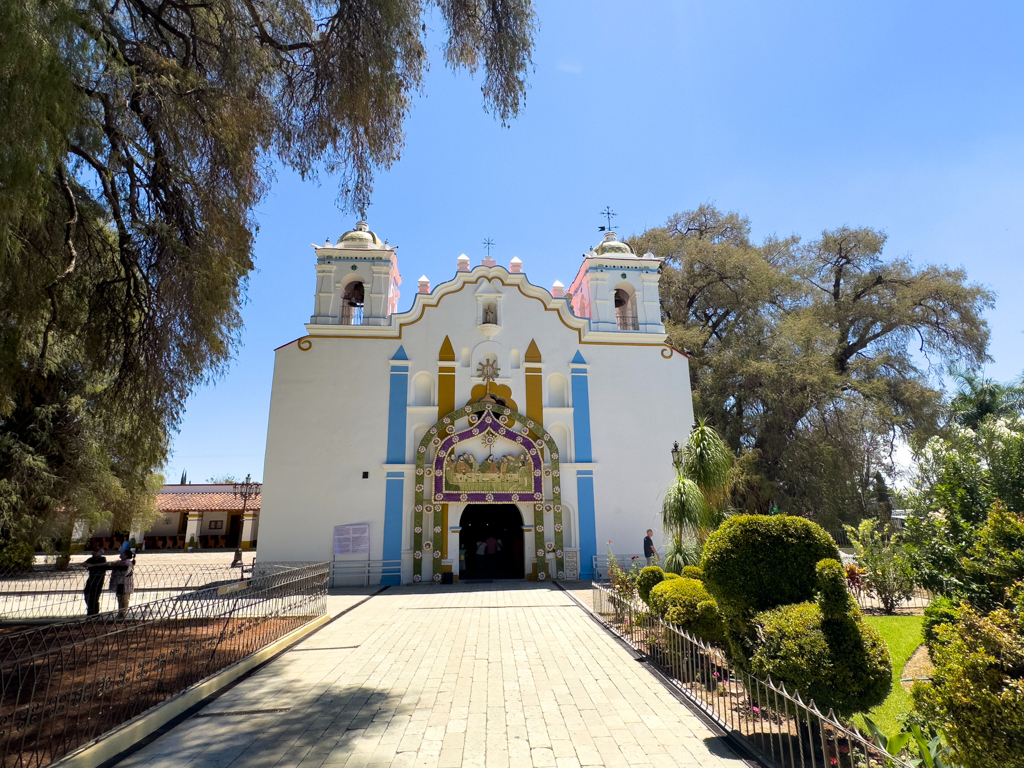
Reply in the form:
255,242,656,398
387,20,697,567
949,369,1024,430
662,419,733,571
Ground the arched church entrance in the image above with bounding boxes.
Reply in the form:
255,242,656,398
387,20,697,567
459,504,524,580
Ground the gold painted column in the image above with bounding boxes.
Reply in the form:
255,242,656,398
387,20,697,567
438,335,456,419
240,512,258,551
525,339,543,427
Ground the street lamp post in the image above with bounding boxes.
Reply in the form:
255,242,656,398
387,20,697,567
670,441,683,473
233,474,262,554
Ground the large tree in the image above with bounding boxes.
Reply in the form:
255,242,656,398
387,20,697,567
631,205,993,524
0,0,536,544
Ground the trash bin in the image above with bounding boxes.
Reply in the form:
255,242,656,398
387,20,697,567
441,572,453,585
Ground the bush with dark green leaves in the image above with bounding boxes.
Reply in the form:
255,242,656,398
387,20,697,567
923,595,959,654
748,561,891,717
648,577,724,644
701,515,840,616
637,566,666,604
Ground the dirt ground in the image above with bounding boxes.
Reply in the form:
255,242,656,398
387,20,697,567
0,615,310,768
901,644,935,691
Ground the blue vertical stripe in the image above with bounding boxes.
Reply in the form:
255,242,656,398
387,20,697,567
570,354,596,578
576,471,597,579
383,349,409,585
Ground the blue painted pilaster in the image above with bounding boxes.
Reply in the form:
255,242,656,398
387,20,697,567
570,351,597,578
382,347,409,584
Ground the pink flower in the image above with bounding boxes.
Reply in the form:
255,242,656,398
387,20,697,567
752,706,760,714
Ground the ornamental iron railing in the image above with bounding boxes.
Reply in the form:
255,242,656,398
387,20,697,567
0,562,328,768
615,313,639,331
0,562,254,621
591,583,913,768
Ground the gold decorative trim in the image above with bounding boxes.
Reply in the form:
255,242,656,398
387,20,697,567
297,337,313,351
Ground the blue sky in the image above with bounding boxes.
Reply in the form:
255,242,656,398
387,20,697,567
166,0,1024,484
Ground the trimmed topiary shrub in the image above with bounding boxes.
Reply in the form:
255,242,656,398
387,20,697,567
663,572,681,580
701,514,840,616
0,540,35,572
636,566,666,604
749,599,891,717
923,595,959,654
649,577,724,644
681,565,704,581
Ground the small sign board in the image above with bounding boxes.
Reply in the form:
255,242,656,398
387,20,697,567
334,524,370,556
217,580,249,597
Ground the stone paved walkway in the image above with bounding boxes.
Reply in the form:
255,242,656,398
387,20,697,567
116,583,746,768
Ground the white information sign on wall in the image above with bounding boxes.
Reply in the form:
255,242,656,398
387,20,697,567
333,524,370,556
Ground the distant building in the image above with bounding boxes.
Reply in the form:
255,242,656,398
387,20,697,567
86,484,261,551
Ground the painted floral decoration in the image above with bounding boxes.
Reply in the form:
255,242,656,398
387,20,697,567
554,523,562,532
536,525,544,532
423,540,432,551
434,551,441,558
511,494,519,501
433,573,442,581
485,493,494,501
415,506,422,513
556,550,563,557
538,572,546,581
537,549,545,557
414,526,422,533
418,446,426,453
413,574,421,581
546,542,554,551
434,526,442,533
416,468,423,475
414,551,422,559
558,571,565,579
415,484,423,492
460,493,468,501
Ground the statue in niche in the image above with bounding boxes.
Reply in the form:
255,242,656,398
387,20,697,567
482,302,497,325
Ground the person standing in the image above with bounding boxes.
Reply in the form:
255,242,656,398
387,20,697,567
108,550,135,618
82,547,107,615
644,529,658,566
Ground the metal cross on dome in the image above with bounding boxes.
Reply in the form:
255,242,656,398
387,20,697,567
599,206,617,232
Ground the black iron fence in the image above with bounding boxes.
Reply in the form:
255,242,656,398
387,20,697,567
0,563,254,621
0,562,328,768
591,583,912,768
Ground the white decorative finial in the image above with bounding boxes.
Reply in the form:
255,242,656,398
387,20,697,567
418,275,431,294
551,280,564,298
510,256,523,274
457,254,470,272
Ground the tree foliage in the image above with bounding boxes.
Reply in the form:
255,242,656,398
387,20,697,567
0,0,536,543
631,205,993,524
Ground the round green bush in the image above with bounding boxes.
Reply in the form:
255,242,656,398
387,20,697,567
649,577,724,644
663,572,681,580
636,566,666,604
0,540,35,571
701,515,841,616
681,565,704,581
749,601,891,717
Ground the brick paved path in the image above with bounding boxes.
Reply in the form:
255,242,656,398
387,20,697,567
117,583,746,768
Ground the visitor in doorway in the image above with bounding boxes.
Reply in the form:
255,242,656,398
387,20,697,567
644,529,658,566
82,547,107,615
485,534,499,577
475,540,486,578
109,550,135,618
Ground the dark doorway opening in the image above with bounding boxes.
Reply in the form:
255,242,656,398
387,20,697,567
459,504,524,580
227,515,242,548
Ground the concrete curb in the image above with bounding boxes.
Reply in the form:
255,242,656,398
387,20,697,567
51,612,331,768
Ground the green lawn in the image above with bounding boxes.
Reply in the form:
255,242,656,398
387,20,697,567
853,615,925,738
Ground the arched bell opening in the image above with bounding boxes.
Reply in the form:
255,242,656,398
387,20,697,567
458,504,524,580
341,280,365,325
613,284,638,330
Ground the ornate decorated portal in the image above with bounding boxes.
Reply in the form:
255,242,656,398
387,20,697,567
413,401,564,583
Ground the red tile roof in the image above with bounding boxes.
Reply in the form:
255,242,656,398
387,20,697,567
156,492,260,512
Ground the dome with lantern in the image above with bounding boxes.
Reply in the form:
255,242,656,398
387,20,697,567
337,220,386,249
592,231,635,256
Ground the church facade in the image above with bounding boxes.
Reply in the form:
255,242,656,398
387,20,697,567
258,222,693,583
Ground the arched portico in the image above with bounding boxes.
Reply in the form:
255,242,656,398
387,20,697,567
412,401,565,583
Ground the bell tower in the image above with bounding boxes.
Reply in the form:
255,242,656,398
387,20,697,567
567,231,665,334
308,221,401,327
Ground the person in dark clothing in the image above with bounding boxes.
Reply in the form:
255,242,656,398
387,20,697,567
644,529,658,566
83,547,108,615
